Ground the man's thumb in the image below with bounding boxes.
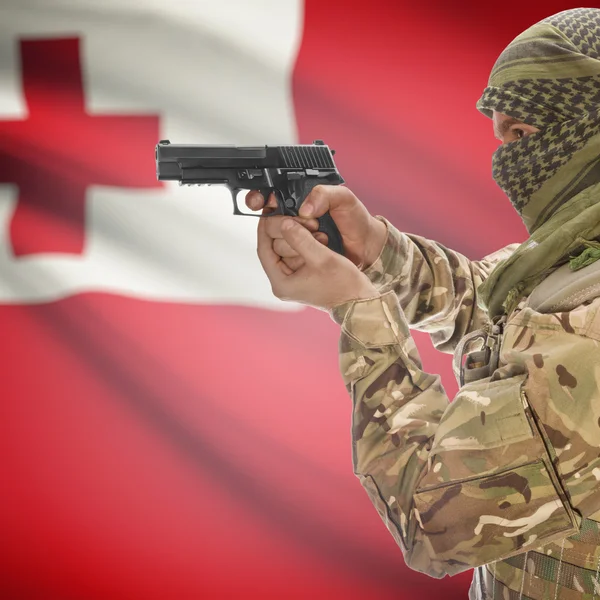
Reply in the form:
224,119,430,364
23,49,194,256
298,185,350,218
281,219,326,262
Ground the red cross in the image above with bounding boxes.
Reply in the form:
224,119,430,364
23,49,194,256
0,38,161,257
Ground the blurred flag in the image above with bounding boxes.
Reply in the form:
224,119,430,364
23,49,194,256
0,1,587,599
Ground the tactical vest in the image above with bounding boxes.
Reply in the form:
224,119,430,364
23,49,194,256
455,259,600,600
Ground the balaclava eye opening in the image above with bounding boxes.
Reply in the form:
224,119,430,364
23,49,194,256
476,7,600,234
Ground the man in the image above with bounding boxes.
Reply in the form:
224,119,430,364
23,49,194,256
247,7,600,599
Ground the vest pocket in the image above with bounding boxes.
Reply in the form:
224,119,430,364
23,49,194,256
413,459,579,573
429,373,532,456
411,373,580,574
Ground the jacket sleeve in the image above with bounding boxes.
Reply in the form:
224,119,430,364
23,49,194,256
330,291,588,578
363,217,519,353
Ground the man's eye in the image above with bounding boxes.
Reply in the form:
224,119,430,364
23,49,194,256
513,128,525,139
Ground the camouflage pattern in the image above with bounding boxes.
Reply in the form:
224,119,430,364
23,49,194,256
359,216,519,354
330,218,600,598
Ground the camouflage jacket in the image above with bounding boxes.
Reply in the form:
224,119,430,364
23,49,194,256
330,217,600,597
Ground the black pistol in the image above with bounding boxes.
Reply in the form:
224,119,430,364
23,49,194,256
155,139,345,255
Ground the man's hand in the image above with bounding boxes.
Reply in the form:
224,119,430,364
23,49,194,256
246,186,387,272
258,216,379,311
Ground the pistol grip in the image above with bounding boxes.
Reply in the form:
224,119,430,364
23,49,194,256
317,212,344,256
290,179,345,256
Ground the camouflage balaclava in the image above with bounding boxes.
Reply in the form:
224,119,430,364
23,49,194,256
476,8,600,318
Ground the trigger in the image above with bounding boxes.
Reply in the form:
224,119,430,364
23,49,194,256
260,188,284,215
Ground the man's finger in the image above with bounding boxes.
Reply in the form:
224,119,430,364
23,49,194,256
298,185,353,218
266,193,278,209
273,238,299,258
245,190,265,211
280,219,329,264
282,255,305,272
273,232,326,258
257,215,283,275
279,261,294,276
314,232,328,245
263,215,320,240
246,192,280,212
